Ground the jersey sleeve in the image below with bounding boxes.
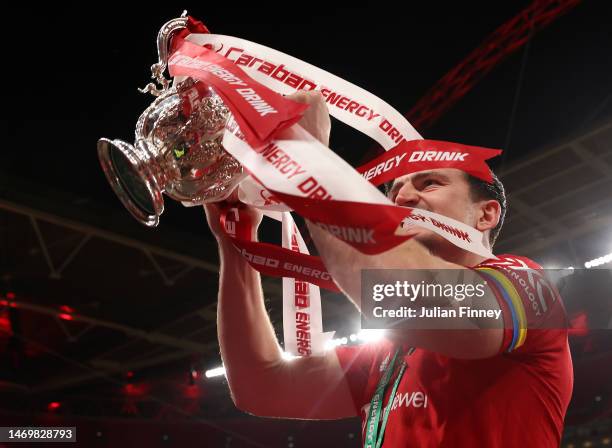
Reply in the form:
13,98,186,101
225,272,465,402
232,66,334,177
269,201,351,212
474,254,567,354
334,338,392,413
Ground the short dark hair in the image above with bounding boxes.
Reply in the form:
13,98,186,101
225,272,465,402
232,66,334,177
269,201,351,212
384,171,507,246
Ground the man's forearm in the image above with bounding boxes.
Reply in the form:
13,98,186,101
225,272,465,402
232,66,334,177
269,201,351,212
305,221,504,358
305,220,438,309
216,240,283,407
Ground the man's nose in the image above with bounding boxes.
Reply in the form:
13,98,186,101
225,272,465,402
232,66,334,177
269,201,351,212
394,185,420,207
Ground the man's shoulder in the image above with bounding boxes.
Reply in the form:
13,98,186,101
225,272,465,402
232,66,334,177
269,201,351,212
476,252,562,316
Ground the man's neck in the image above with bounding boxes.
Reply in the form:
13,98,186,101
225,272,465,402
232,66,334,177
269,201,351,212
435,244,491,267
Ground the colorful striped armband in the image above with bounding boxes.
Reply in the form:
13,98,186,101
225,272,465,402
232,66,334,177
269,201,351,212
475,267,528,352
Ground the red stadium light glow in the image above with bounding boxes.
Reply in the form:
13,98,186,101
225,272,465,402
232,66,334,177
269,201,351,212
6,292,15,300
48,402,61,411
59,305,75,314
0,311,12,336
58,313,73,321
123,383,148,397
184,387,200,399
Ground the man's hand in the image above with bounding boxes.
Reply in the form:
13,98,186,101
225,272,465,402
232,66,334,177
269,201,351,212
203,189,264,244
287,90,331,146
205,89,328,244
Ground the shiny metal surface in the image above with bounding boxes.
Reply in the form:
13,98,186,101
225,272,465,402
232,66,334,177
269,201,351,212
139,14,189,97
98,15,245,226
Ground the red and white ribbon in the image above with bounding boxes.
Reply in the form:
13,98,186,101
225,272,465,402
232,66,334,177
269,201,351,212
357,139,501,185
281,212,335,356
169,17,501,356
180,33,421,150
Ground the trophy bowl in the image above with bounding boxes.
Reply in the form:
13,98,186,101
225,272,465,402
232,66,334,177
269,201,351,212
98,15,247,227
98,78,246,227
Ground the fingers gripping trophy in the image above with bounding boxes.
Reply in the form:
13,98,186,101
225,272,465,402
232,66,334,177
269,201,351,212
97,13,246,226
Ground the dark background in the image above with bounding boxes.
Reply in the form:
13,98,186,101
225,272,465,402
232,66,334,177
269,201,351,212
1,2,612,447
4,1,612,234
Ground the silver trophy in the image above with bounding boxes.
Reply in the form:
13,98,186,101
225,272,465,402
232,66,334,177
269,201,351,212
97,14,245,226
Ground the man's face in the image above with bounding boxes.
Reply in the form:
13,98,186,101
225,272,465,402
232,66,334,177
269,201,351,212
388,168,479,253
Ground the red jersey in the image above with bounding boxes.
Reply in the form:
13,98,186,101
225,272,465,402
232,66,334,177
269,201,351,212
335,254,573,447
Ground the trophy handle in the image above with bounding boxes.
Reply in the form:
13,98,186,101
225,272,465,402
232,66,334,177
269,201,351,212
139,12,189,97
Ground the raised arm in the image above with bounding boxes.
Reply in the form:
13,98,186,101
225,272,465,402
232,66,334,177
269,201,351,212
205,201,356,419
306,221,505,359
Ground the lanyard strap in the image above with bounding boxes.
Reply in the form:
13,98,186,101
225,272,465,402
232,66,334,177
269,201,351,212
364,347,411,448
376,361,407,448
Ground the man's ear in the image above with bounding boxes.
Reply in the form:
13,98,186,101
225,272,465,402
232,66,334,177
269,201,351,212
476,199,501,233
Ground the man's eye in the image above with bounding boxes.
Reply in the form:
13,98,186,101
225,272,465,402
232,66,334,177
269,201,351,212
423,179,439,187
